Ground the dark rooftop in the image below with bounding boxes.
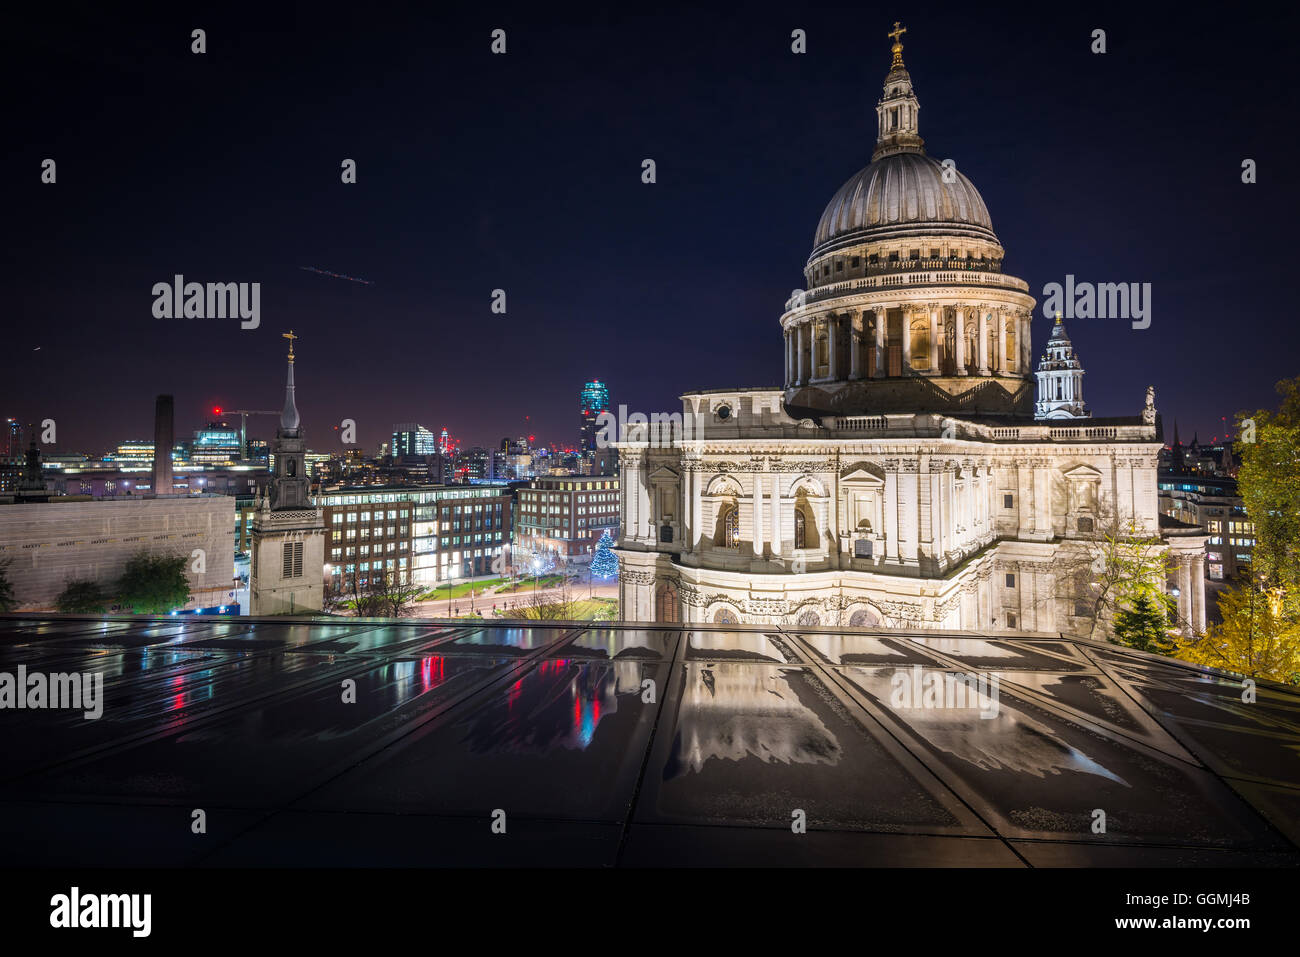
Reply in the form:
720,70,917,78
1,615,1297,867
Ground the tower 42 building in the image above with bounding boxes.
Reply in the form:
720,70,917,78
615,26,1207,636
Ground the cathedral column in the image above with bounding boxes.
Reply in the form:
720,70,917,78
691,464,703,551
1020,311,1032,373
828,313,839,380
769,470,782,559
928,304,940,374
996,309,1007,375
681,467,691,551
874,308,886,377
955,307,967,375
751,468,764,558
638,458,652,541
1192,553,1206,633
884,463,900,562
977,571,990,628
849,310,862,380
790,325,800,384
977,307,990,375
1176,555,1194,635
626,457,639,540
784,330,792,386
901,307,912,370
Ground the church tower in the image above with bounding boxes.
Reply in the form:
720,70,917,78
873,22,925,160
1034,313,1090,419
250,331,326,615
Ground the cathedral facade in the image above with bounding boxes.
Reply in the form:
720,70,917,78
615,27,1208,637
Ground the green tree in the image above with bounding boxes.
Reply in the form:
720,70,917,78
0,558,16,612
1172,580,1300,683
1050,513,1174,640
1113,592,1176,654
1235,377,1300,619
116,551,191,614
55,579,110,614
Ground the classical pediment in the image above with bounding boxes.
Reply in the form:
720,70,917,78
1063,464,1103,480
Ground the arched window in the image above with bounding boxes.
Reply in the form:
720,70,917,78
796,609,820,627
724,506,740,549
794,508,807,550
713,607,738,624
1004,321,1016,368
287,459,296,477
910,319,930,370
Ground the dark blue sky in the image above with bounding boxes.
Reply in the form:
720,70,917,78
6,1,1298,454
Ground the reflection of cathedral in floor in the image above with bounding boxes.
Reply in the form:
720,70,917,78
666,663,844,777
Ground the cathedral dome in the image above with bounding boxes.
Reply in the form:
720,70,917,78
811,151,998,256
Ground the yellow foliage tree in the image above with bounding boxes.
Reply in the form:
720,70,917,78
1172,581,1300,683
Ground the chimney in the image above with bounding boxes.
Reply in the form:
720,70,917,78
153,394,174,495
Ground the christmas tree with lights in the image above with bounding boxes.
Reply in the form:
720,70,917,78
590,529,619,580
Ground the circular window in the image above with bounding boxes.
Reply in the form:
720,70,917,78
716,405,732,420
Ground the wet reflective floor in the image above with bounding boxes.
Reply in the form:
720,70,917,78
1,615,1297,867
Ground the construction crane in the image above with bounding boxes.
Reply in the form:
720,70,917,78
229,409,279,461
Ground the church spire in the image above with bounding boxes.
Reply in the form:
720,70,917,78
268,332,309,510
280,330,300,434
873,21,925,160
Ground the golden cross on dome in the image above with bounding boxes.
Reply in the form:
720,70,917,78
282,329,298,361
889,21,907,67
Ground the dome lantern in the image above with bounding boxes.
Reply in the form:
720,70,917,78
874,22,925,161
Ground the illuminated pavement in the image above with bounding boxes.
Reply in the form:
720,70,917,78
1,615,1298,867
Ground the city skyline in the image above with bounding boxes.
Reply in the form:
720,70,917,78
7,6,1296,453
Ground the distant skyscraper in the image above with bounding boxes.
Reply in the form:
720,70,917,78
579,379,610,453
2,418,20,459
392,422,437,457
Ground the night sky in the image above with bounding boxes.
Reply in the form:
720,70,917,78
6,2,1299,455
